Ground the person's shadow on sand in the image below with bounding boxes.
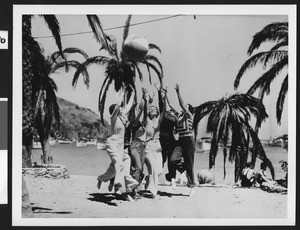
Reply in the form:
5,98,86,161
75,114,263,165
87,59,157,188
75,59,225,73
88,193,125,206
139,190,186,198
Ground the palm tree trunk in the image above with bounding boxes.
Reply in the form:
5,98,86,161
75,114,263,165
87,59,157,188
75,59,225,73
22,15,35,217
22,175,33,217
22,15,35,168
209,134,218,176
245,131,250,162
41,138,51,164
251,98,263,168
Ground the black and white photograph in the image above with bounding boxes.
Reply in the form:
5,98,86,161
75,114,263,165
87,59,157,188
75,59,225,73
12,4,296,226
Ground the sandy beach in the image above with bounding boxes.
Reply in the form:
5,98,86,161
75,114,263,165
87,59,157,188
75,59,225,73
22,144,288,220
25,175,287,219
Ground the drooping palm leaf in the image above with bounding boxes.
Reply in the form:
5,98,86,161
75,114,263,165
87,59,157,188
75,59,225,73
145,54,164,77
246,122,275,179
149,43,162,53
51,47,89,63
142,60,163,84
247,56,288,95
247,22,288,55
234,21,288,124
194,93,272,181
50,60,90,88
234,50,287,89
42,15,64,58
134,65,144,82
87,15,110,51
98,77,114,124
270,38,288,51
122,15,132,48
276,75,288,124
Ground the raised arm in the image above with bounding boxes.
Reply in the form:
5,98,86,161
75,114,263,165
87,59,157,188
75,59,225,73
166,94,178,115
110,89,125,123
147,91,155,111
120,86,135,116
157,90,167,128
175,83,188,114
133,88,147,124
154,82,164,112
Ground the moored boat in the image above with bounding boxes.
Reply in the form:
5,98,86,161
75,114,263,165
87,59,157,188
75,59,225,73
76,140,88,147
33,141,42,149
58,139,73,144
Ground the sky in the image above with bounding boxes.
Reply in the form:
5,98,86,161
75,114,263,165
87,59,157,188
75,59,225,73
31,13,289,140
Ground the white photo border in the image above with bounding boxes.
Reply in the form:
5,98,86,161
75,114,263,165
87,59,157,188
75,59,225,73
13,4,297,226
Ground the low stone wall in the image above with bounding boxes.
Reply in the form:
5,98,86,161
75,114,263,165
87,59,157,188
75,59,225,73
22,164,70,179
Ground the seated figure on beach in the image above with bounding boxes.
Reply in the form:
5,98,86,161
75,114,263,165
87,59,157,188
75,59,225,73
240,162,255,187
97,86,139,201
143,84,167,198
256,162,276,187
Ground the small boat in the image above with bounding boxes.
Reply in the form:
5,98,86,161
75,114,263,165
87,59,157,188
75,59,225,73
49,139,57,145
58,139,72,144
86,139,97,146
198,137,211,151
33,141,42,149
76,140,88,147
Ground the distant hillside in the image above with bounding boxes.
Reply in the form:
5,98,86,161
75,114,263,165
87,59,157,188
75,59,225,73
54,97,111,140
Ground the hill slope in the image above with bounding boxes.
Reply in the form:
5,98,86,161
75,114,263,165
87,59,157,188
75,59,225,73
55,97,111,139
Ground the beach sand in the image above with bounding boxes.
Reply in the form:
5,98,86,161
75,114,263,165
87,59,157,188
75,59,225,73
25,145,288,219
24,174,287,219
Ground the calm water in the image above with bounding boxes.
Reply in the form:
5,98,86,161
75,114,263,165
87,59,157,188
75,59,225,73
32,143,288,184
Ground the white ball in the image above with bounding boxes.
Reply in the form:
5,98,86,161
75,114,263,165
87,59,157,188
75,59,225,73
124,33,149,61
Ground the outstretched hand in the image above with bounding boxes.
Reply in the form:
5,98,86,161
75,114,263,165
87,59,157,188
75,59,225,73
148,92,155,103
174,83,180,93
141,87,147,100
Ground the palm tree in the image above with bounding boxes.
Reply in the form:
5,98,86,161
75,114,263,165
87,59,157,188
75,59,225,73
193,93,275,182
234,22,288,125
22,14,107,217
22,14,65,217
73,15,163,123
34,48,90,164
23,14,107,167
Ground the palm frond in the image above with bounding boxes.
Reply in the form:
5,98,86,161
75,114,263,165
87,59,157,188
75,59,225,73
247,123,275,179
276,75,288,124
193,101,217,132
271,38,288,51
247,55,288,95
134,65,144,82
143,61,163,84
144,55,163,78
234,50,287,89
223,147,227,180
53,47,89,61
48,60,89,89
143,61,152,84
42,15,64,58
98,77,114,124
248,22,288,55
209,133,219,169
105,35,119,58
149,43,162,53
87,15,110,51
122,15,132,48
